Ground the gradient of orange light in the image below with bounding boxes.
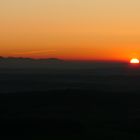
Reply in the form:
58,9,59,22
1,19,140,61
1,0,140,61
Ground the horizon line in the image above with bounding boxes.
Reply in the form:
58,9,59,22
0,56,129,63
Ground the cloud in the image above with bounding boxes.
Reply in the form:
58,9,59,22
14,50,56,55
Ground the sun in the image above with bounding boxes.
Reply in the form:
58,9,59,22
130,58,140,64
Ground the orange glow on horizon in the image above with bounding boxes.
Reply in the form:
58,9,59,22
0,47,138,62
1,1,140,62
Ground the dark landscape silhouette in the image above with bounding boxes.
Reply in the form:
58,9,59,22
0,57,140,139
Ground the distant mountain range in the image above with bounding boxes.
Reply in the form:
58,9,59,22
0,57,65,68
0,56,130,70
0,56,63,62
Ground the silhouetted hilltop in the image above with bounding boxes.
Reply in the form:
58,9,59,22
0,57,63,62
0,57,64,68
0,57,62,62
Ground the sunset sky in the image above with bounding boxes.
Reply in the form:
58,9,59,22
1,0,140,61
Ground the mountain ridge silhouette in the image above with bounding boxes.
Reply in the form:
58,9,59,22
0,56,63,61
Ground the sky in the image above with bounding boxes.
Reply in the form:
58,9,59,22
0,0,140,61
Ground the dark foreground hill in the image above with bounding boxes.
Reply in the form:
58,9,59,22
0,61,140,139
0,89,140,139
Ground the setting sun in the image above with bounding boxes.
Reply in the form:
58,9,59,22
130,58,140,64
